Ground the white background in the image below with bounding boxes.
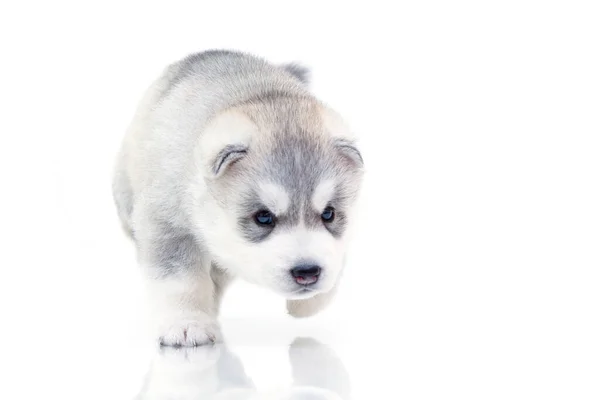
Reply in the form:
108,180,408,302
1,1,599,399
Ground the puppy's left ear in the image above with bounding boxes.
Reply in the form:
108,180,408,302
197,108,257,178
334,138,364,167
321,107,364,168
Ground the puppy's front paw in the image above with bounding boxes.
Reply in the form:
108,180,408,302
158,314,221,347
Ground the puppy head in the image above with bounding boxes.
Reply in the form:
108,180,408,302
192,98,364,299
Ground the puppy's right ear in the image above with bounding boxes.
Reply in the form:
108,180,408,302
197,109,257,178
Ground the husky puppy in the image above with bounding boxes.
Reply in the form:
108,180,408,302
113,50,364,346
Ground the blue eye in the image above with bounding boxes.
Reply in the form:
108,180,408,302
321,207,335,222
255,210,274,226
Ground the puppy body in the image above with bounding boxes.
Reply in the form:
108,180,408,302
113,50,363,346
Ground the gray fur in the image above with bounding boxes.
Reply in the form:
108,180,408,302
113,49,364,346
234,111,354,240
237,193,277,243
161,49,242,100
140,223,203,277
282,62,311,85
114,50,310,236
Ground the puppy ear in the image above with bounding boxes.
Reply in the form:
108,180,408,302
281,62,310,85
320,107,364,168
211,144,247,176
198,108,257,178
334,138,364,167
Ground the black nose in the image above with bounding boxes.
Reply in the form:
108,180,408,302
291,265,321,285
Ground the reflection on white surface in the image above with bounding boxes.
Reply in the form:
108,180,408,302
136,337,351,400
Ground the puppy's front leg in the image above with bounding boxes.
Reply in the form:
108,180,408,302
139,229,219,346
287,282,339,318
210,265,232,315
